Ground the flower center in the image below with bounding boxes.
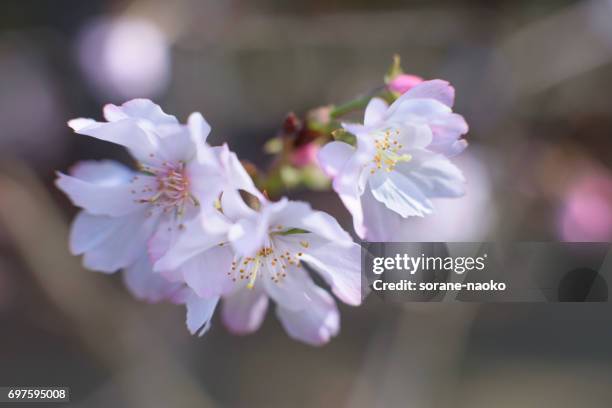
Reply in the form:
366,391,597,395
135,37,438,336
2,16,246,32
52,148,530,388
371,129,411,174
225,226,310,289
136,160,199,217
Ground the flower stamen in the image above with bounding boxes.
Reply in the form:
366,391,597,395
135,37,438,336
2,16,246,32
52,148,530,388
371,129,411,174
134,160,199,219
228,229,310,288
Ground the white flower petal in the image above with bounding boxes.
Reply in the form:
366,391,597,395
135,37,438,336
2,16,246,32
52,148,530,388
221,286,269,334
368,171,434,218
228,218,267,257
447,139,469,157
262,265,318,311
68,117,160,163
185,291,219,336
69,211,121,255
396,150,465,198
103,99,178,125
363,97,389,126
69,160,133,184
361,187,404,241
152,125,200,164
393,123,434,150
185,164,224,208
188,144,260,209
169,287,192,304
147,217,191,282
56,169,153,217
187,112,214,164
270,200,353,245
220,189,258,221
276,286,339,346
228,199,284,257
299,241,362,306
122,251,182,303
215,144,261,197
182,245,235,298
317,141,354,178
187,112,211,143
75,100,218,167
341,122,369,136
147,217,174,263
67,118,97,132
153,214,229,274
387,98,451,123
339,191,366,239
428,113,469,156
332,134,374,197
299,209,353,244
76,210,158,273
400,79,455,107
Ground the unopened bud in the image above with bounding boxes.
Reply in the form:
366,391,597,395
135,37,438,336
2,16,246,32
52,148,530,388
290,143,320,168
388,74,423,94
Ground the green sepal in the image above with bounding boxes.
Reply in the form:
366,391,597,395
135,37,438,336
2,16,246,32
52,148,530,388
277,227,310,235
331,128,356,146
384,54,404,84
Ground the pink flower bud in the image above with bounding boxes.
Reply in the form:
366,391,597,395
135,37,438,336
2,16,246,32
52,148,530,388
388,74,423,94
291,143,320,167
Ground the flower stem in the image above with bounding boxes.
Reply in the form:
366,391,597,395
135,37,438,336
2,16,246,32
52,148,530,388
330,96,371,119
329,85,387,119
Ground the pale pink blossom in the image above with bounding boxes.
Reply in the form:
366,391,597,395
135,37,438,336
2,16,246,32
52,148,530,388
152,190,361,345
318,80,468,240
56,99,256,301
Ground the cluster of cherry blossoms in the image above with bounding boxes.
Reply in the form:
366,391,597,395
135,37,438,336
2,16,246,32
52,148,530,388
56,57,468,345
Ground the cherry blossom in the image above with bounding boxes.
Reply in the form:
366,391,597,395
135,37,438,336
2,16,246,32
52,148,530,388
56,99,256,300
152,190,361,345
318,81,468,240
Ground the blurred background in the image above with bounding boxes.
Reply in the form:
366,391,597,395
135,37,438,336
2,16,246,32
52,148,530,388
1,0,612,406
